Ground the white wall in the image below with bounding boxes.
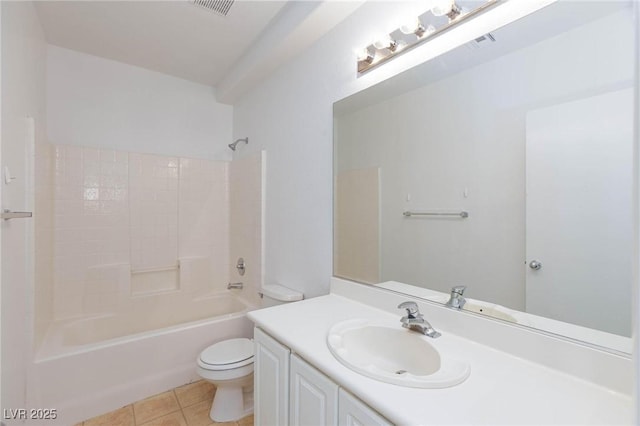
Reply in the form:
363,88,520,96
231,1,555,299
47,45,233,161
1,0,47,416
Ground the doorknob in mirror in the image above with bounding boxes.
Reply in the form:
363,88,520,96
529,260,542,270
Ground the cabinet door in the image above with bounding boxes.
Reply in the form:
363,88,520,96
338,389,392,426
290,354,339,426
254,327,291,426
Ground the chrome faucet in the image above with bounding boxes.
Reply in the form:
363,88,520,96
227,282,243,290
397,301,441,338
445,285,466,309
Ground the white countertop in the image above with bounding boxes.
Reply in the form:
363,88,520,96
248,293,632,425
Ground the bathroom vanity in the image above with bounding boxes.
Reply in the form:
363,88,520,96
253,327,391,426
248,278,632,425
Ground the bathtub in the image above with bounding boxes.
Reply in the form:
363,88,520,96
29,292,255,425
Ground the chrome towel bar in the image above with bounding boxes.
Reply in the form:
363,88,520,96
403,211,469,218
2,209,33,220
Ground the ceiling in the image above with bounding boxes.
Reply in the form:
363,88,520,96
35,0,288,87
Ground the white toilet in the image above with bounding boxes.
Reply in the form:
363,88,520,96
197,284,303,422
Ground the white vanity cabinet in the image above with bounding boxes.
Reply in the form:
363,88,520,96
254,327,291,426
254,327,392,426
290,354,338,425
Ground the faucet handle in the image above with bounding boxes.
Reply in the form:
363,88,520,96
451,285,466,295
397,301,420,318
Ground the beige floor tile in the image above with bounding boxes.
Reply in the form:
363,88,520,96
139,410,188,426
133,391,180,424
83,405,134,426
175,380,216,408
183,400,215,426
209,422,237,426
237,414,253,426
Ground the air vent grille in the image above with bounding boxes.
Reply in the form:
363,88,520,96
475,33,496,43
466,32,496,50
190,0,234,16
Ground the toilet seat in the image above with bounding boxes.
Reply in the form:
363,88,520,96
199,338,254,371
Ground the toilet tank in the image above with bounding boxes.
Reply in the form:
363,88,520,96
259,284,303,308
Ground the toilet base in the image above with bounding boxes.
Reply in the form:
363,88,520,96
210,385,254,422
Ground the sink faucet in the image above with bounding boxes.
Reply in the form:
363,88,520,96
445,285,466,309
397,301,441,338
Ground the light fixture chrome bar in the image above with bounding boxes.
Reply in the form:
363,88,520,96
358,0,502,75
1,209,32,221
403,211,469,218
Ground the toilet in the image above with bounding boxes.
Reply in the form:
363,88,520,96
197,284,303,422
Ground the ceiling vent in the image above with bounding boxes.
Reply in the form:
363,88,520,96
190,0,234,16
466,33,496,50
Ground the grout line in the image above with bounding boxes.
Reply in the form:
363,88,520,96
131,403,137,426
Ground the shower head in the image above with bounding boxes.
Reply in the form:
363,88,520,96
228,137,249,151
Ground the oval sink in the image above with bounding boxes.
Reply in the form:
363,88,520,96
428,295,530,326
464,302,518,323
327,319,470,388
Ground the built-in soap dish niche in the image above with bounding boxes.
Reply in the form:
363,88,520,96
130,264,180,296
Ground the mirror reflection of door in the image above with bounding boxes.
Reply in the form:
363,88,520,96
525,88,633,336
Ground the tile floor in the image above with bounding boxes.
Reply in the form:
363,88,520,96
77,380,253,426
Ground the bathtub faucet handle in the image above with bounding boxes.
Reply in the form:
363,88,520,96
227,282,243,290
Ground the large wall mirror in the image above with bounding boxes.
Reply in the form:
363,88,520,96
333,0,636,353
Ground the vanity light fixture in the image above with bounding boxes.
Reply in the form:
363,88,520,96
356,0,500,75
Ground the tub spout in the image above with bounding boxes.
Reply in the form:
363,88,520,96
227,282,243,290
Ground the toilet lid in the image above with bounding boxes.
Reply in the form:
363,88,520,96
199,338,254,367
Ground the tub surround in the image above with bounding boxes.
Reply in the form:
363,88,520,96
50,145,231,321
248,278,632,425
29,145,267,424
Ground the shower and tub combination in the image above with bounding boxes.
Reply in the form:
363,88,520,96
30,142,265,425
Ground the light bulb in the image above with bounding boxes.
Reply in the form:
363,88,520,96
356,48,374,64
430,0,454,16
424,24,436,36
431,0,462,20
373,35,397,51
400,17,425,37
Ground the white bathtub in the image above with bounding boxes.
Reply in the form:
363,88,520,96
29,292,255,425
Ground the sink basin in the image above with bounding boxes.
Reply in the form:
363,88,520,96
327,319,470,388
428,295,530,326
464,302,517,323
